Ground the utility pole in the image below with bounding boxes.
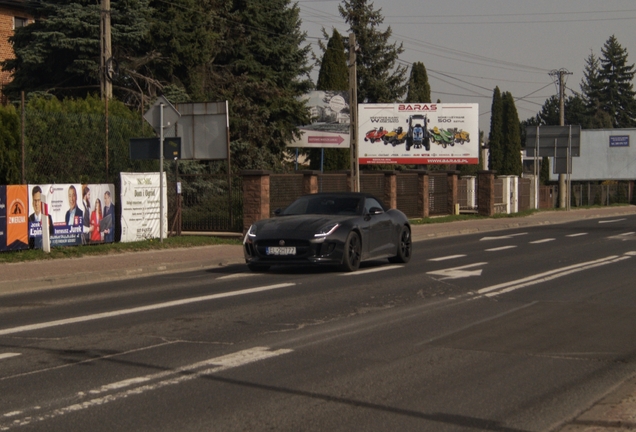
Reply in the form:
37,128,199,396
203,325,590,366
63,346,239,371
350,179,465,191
549,68,572,209
100,0,112,100
348,33,359,192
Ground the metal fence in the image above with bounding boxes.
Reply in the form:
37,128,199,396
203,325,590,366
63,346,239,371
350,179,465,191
428,173,448,215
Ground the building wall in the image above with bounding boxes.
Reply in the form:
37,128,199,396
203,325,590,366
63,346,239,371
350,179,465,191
0,3,32,94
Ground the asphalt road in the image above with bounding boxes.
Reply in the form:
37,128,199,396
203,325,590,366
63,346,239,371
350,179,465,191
1,215,636,431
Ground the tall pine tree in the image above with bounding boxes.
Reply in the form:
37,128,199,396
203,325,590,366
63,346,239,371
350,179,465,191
339,0,407,103
580,51,612,128
598,35,636,128
405,62,431,103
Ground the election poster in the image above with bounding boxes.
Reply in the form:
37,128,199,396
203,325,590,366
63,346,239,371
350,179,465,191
27,183,116,248
120,172,167,243
358,103,479,165
0,185,29,252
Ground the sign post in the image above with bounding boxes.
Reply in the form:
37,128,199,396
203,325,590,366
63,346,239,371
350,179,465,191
143,96,180,242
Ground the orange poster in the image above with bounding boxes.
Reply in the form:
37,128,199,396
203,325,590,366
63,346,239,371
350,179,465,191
6,185,28,250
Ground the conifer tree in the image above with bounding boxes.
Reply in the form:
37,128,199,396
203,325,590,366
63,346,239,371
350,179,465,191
579,52,612,128
339,0,407,103
405,62,431,103
598,35,636,128
501,91,522,176
488,87,504,172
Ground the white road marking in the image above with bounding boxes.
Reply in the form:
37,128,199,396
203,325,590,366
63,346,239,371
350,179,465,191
427,262,487,280
599,219,626,224
476,253,634,298
0,353,21,360
485,246,517,252
0,283,296,337
340,265,403,276
566,233,588,237
0,347,292,430
428,255,466,262
619,232,635,236
480,233,528,241
529,238,555,244
217,273,257,280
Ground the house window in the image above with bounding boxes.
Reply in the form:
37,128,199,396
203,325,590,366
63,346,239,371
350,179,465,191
14,17,28,29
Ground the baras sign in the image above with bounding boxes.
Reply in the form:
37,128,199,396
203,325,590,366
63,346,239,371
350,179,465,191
358,103,479,165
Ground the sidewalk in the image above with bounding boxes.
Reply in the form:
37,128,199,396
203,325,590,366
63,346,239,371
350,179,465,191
2,206,636,431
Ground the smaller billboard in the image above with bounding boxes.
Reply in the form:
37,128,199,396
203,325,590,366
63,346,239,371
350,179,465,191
289,91,350,149
358,103,479,164
120,173,167,242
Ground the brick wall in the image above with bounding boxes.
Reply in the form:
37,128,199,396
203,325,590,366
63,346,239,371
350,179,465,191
0,4,33,93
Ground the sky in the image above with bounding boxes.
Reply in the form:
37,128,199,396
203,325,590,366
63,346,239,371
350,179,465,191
297,0,636,132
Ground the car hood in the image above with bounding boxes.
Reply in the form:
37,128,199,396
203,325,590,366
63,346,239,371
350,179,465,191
255,215,353,238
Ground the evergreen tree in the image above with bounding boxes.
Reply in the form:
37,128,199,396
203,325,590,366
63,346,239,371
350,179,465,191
598,35,636,128
3,0,152,102
405,62,431,103
488,87,503,172
311,29,350,172
580,52,612,128
206,0,313,172
500,91,522,176
339,0,407,103
316,29,348,91
0,105,20,185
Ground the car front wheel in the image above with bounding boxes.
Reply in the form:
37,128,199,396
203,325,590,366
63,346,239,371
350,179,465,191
389,225,412,264
341,231,361,272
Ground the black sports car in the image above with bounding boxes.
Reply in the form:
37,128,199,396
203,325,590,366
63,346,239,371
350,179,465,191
243,192,412,272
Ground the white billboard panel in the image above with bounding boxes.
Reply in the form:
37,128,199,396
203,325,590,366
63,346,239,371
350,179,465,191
548,129,636,181
358,103,479,164
120,173,167,242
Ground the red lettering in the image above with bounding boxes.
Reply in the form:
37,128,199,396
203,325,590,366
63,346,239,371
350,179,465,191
398,104,437,112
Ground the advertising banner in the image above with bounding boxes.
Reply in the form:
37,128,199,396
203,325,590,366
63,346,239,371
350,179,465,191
120,173,167,243
358,103,479,165
289,91,350,149
27,183,116,248
0,185,29,252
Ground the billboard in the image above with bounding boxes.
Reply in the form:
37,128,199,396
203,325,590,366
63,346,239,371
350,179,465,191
358,103,479,164
289,91,350,149
0,185,29,252
120,172,167,242
27,184,116,248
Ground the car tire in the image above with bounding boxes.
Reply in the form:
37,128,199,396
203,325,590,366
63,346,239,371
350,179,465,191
389,225,412,264
341,231,361,272
247,263,270,272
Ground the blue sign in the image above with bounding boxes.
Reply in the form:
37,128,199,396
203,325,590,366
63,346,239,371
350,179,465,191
609,135,629,147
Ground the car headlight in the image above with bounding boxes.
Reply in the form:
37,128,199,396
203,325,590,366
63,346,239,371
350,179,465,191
315,223,339,238
247,224,257,238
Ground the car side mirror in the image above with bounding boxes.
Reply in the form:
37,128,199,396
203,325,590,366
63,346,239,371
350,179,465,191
274,208,283,216
368,207,384,215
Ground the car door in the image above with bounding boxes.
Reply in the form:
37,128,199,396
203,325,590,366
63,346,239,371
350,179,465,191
364,197,393,257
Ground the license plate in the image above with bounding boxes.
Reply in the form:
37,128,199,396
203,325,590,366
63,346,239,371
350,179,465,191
266,246,296,256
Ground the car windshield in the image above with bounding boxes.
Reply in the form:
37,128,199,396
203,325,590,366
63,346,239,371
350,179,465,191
282,196,363,216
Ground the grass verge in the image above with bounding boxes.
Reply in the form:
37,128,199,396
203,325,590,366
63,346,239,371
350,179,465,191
0,236,242,264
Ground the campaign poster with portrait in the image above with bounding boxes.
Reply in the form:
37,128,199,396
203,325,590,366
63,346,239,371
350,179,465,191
358,103,479,165
28,183,116,248
0,185,29,252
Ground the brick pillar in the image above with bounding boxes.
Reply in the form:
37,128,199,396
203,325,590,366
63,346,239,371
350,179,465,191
418,171,429,218
241,170,271,233
302,170,319,194
384,171,397,209
478,170,496,217
447,171,459,215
